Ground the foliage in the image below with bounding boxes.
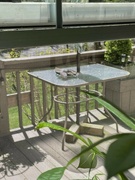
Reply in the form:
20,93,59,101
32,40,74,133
104,39,133,65
9,48,20,58
78,145,97,169
37,167,66,180
36,90,135,180
104,0,135,1
105,133,135,178
82,43,91,51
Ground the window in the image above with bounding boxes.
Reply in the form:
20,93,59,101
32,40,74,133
0,0,135,49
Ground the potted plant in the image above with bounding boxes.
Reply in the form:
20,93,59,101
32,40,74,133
36,90,135,180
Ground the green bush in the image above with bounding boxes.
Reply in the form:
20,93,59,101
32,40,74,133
9,48,20,58
104,39,133,65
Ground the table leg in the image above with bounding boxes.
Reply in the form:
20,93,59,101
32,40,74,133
105,108,119,133
76,87,80,125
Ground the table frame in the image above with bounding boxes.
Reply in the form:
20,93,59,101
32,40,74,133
28,63,130,150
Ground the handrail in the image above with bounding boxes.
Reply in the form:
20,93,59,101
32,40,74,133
1,49,105,71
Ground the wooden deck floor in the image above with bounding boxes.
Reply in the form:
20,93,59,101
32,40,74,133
0,108,135,180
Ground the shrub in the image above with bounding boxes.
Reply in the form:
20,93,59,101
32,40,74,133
104,39,133,65
9,48,20,58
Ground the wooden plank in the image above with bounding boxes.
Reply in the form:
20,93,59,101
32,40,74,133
1,108,135,180
126,167,135,180
92,166,118,180
0,136,41,180
66,123,80,143
52,128,105,171
17,127,87,179
0,61,10,136
3,50,104,70
16,71,23,127
80,123,104,136
17,129,70,180
7,91,31,108
42,81,47,121
0,155,25,180
44,122,114,179
30,76,35,125
30,127,88,179
0,151,6,180
10,137,67,178
9,132,67,180
40,125,112,179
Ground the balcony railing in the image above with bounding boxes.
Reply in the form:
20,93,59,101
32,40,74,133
0,50,104,137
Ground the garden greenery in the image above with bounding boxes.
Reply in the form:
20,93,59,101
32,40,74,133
9,48,21,58
104,39,132,65
36,90,135,180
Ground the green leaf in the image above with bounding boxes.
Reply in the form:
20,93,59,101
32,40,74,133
105,134,135,179
66,133,132,168
117,172,129,180
36,121,89,146
37,167,66,180
92,176,100,180
82,90,135,131
92,174,103,180
87,138,104,157
78,145,97,169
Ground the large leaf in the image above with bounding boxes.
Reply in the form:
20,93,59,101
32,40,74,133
66,133,132,168
117,172,129,180
87,138,104,158
78,145,97,169
82,90,135,131
91,174,103,180
105,133,135,179
37,167,66,180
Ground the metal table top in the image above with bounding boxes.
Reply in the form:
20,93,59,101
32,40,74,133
28,64,130,87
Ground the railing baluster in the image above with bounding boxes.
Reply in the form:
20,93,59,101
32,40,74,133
0,62,10,135
42,81,47,122
0,50,105,133
95,83,99,109
30,76,35,125
16,71,23,127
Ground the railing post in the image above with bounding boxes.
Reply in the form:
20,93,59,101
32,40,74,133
16,71,23,127
30,76,35,124
42,81,47,122
0,61,10,136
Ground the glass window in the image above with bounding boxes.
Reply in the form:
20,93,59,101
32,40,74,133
0,0,56,27
0,1,135,28
62,1,135,25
